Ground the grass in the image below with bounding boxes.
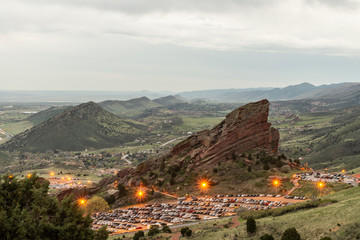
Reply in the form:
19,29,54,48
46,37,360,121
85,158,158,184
187,186,360,240
176,116,224,131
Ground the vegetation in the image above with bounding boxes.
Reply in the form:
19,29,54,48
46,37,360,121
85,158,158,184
246,217,257,234
85,196,110,215
281,227,301,240
0,174,105,240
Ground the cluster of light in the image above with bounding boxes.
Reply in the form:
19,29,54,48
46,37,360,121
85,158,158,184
135,188,146,203
342,169,346,173
317,182,325,189
272,179,280,187
197,177,211,193
49,171,55,177
27,173,32,178
77,198,87,207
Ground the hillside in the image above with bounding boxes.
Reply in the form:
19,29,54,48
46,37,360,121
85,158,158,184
152,95,184,106
27,106,71,126
104,100,288,196
99,96,161,117
0,102,147,152
190,186,360,240
178,82,359,103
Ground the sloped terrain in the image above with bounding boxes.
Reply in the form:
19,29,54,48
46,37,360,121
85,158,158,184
0,102,147,152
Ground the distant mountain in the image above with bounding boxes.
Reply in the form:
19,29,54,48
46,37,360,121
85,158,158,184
0,102,146,152
152,95,184,106
178,82,359,103
99,96,161,117
27,106,72,126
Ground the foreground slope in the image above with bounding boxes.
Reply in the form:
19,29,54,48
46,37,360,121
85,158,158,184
0,102,146,152
192,186,360,240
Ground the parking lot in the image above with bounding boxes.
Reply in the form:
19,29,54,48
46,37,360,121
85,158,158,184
92,194,305,234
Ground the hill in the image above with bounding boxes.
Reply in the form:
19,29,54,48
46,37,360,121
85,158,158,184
94,100,289,198
98,96,161,117
152,95,184,106
190,186,360,240
178,82,359,103
0,102,147,152
27,106,71,126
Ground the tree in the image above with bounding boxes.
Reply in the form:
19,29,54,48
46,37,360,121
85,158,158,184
185,229,192,237
0,174,96,240
181,227,191,237
281,227,301,240
86,196,110,215
320,237,332,240
94,226,109,240
133,230,144,240
148,226,159,236
162,225,171,233
246,217,257,234
260,233,275,240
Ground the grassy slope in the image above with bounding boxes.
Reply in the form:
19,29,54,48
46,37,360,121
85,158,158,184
191,186,360,240
0,102,147,152
27,106,71,126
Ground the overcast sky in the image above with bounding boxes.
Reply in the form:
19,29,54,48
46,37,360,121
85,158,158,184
1,0,360,91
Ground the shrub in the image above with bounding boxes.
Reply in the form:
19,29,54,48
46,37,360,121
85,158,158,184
281,227,301,240
320,237,332,240
162,225,171,233
181,227,190,236
133,230,144,240
148,226,160,236
185,229,192,237
246,217,256,234
260,233,275,240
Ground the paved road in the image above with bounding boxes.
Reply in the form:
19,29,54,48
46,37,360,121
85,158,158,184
121,155,132,164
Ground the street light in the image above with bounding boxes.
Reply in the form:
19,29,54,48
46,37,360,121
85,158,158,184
135,188,146,204
27,173,32,178
197,177,211,195
77,198,87,207
272,179,280,195
49,171,55,177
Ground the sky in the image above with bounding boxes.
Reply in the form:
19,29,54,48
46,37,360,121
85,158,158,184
1,0,360,92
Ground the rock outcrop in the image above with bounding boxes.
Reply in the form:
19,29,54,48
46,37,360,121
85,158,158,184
170,99,279,166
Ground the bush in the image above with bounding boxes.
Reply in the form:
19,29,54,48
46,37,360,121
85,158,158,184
133,230,144,240
246,217,256,234
281,227,301,240
148,226,159,236
181,227,191,237
162,225,172,233
320,237,332,240
260,233,275,240
185,229,192,237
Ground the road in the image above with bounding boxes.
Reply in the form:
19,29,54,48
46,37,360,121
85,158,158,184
0,127,13,139
121,154,132,164
160,136,187,147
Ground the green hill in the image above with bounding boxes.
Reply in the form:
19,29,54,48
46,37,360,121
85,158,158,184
0,102,147,152
190,186,360,240
99,96,161,117
27,106,71,126
152,95,184,106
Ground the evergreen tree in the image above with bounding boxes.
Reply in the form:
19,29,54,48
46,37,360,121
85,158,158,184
281,227,301,240
246,217,257,234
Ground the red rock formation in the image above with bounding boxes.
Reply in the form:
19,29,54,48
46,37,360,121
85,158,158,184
170,99,279,166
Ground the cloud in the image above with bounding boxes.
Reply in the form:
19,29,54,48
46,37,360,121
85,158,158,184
1,0,360,55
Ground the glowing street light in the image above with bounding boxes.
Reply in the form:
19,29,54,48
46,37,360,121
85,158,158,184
342,169,346,173
77,198,87,207
8,174,13,179
49,171,55,177
135,188,146,203
317,181,325,189
197,177,211,195
272,179,280,195
27,173,32,178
